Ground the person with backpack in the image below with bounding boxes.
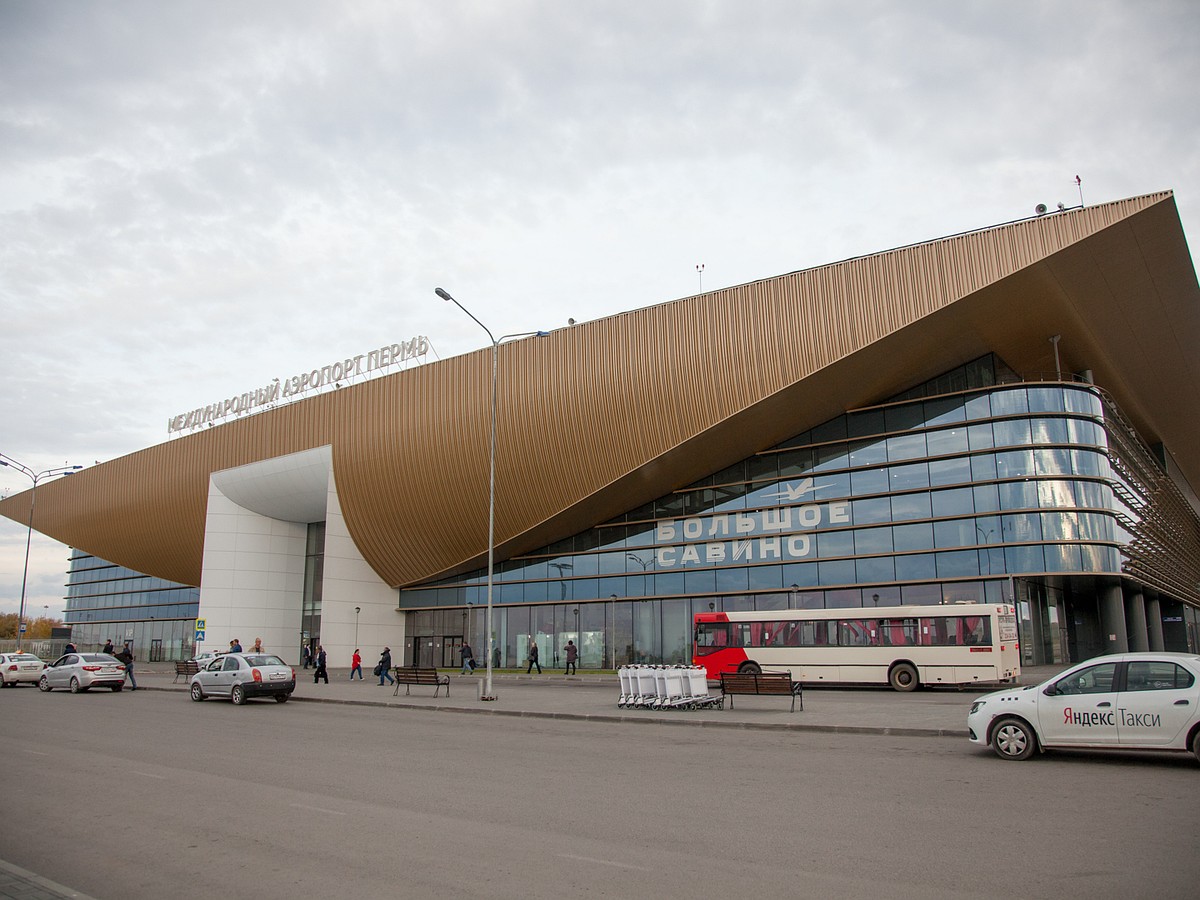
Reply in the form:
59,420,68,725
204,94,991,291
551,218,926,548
115,641,137,690
376,647,394,686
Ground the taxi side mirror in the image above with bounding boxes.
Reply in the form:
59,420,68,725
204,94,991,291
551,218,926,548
1043,683,1059,697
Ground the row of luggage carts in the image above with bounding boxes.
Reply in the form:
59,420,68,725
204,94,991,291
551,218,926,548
617,665,723,710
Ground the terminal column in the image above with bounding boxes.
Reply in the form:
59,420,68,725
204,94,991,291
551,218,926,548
1145,595,1166,651
1124,590,1150,652
1100,584,1129,654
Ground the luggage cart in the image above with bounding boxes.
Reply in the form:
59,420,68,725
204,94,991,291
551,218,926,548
684,665,723,709
617,665,636,708
634,666,661,708
657,666,694,709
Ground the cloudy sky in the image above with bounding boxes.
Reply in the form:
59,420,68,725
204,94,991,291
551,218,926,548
2,0,1198,619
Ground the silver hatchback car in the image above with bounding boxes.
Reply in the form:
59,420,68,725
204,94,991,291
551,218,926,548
189,652,295,705
38,653,126,693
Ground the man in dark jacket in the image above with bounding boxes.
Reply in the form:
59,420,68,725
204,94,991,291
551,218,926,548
115,641,137,690
378,647,395,685
313,645,328,684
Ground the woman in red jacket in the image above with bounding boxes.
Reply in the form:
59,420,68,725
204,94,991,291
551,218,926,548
350,648,363,680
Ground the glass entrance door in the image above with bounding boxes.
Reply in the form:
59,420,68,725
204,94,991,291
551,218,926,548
442,636,462,668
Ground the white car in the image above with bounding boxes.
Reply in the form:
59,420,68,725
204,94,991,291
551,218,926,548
189,650,223,669
968,651,1200,763
0,652,45,687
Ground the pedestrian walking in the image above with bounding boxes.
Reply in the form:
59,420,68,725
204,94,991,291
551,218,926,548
526,639,542,674
460,641,475,675
116,641,137,690
302,644,312,669
564,639,578,675
313,645,328,683
350,648,363,680
102,638,114,655
377,647,394,685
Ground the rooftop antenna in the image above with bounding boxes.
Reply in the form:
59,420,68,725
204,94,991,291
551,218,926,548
1075,175,1083,207
696,263,705,292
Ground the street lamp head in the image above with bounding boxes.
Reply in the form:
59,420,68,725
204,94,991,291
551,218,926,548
435,287,453,302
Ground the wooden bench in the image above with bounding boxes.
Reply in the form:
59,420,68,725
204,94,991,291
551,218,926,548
719,670,803,712
392,666,451,698
173,660,200,683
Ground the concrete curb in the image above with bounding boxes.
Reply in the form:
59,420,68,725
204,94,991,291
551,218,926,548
0,858,100,900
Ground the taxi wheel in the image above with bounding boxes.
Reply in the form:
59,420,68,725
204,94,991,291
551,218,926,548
69,677,85,694
991,717,1037,761
38,675,51,692
1191,729,1200,765
274,693,290,703
231,684,247,706
190,682,206,702
889,663,919,692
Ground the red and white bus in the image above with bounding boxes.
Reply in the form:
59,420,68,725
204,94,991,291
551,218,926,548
693,604,1020,691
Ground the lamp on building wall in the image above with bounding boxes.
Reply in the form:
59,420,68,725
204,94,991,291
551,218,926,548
436,287,548,701
0,454,82,651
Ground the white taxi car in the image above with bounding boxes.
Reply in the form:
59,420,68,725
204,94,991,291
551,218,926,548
0,652,45,687
968,652,1200,762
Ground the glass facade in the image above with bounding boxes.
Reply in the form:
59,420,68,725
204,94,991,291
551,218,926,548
62,551,200,661
300,522,325,661
401,356,1200,668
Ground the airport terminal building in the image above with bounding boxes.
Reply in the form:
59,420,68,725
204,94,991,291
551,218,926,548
5,191,1199,671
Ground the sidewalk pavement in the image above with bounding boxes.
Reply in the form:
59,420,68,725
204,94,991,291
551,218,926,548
133,663,1066,738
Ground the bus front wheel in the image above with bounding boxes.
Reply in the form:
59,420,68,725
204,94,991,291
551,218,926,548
888,662,919,692
738,661,762,675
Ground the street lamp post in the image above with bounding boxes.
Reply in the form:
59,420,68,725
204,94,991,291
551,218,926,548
354,606,361,648
0,454,82,651
436,287,547,701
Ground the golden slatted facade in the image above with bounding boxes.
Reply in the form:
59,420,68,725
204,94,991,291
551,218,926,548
4,191,1199,590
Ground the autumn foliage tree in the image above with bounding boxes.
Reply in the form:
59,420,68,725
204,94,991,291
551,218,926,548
0,613,64,640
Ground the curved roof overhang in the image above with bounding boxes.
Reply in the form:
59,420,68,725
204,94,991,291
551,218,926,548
4,191,1197,588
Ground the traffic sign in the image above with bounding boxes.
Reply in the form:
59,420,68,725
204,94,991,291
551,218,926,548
18,622,27,633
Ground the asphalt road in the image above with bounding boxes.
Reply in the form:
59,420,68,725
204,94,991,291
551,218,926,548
1,686,1196,900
